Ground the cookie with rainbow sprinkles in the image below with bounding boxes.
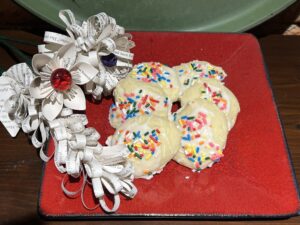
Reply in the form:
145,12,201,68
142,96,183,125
180,78,240,130
128,62,182,102
173,99,228,172
110,115,181,179
109,77,171,128
173,60,227,92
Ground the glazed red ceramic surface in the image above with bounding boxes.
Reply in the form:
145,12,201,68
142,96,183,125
39,32,299,218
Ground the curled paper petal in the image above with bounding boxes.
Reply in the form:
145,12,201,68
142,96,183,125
31,121,49,149
99,195,120,213
54,139,68,173
43,31,73,46
115,36,135,51
63,84,86,110
96,24,114,42
4,63,34,87
5,94,29,124
30,78,53,99
21,104,41,133
113,49,134,60
0,81,20,137
0,76,15,86
101,37,116,53
66,150,82,178
42,92,63,121
59,10,76,26
32,54,52,75
71,62,98,85
38,44,56,58
56,43,77,70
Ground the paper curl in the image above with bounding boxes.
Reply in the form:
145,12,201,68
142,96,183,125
50,114,137,212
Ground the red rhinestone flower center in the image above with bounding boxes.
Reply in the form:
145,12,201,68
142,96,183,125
50,68,72,91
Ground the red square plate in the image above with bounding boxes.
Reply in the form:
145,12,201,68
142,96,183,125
39,32,300,219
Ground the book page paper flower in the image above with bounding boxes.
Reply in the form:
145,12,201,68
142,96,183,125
0,63,34,136
30,43,98,121
38,9,134,100
85,32,135,99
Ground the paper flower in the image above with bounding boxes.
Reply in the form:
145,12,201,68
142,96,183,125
38,10,135,100
0,63,36,136
30,43,98,121
1,63,34,123
85,31,135,98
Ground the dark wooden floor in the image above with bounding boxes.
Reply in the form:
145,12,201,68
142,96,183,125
0,31,299,225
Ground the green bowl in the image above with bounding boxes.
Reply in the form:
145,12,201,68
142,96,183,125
16,0,295,32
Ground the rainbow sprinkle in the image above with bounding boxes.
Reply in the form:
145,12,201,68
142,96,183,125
201,82,227,111
110,89,169,123
130,62,174,89
178,62,227,87
189,62,226,81
178,112,223,171
117,129,161,160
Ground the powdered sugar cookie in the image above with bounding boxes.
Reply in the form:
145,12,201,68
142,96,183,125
109,77,171,128
173,99,228,172
173,60,227,92
128,62,181,102
180,78,240,130
110,115,181,179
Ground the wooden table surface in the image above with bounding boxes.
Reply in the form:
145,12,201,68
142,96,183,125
0,31,299,225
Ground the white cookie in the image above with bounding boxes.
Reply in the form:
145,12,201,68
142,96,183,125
180,78,240,130
128,62,181,102
109,77,171,128
110,115,181,179
173,60,227,92
173,99,228,172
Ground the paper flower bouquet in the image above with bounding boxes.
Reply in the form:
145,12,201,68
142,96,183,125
0,10,136,213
